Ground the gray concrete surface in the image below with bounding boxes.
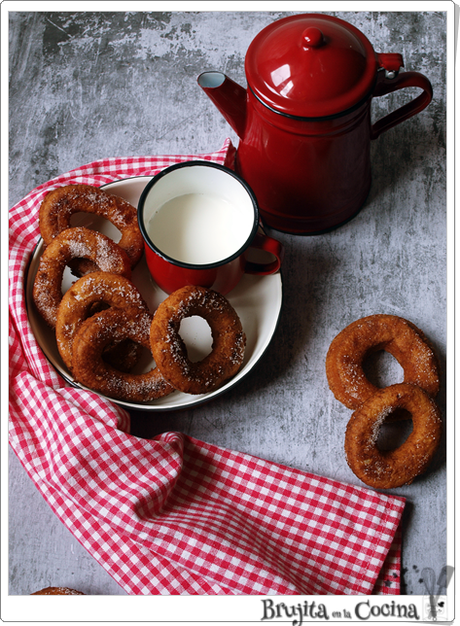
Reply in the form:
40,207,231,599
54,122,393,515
8,9,448,595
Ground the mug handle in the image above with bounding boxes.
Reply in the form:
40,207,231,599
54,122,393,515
245,232,284,275
370,56,433,140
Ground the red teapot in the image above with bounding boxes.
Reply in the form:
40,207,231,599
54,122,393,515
198,13,432,234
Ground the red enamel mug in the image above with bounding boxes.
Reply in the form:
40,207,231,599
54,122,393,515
198,13,433,234
137,161,284,295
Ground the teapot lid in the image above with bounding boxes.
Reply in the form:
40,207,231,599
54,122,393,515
245,14,378,118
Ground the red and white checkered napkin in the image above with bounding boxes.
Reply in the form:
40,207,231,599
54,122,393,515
9,140,405,595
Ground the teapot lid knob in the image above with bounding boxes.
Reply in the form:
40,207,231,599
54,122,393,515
302,27,324,49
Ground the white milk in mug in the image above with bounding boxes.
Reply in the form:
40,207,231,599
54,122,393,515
147,192,249,265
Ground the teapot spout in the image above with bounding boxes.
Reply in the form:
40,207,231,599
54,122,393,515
198,72,247,139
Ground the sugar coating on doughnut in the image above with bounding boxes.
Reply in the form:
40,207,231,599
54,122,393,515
31,587,85,595
71,307,174,402
32,227,132,328
150,285,246,395
325,314,440,410
344,383,442,489
56,271,148,371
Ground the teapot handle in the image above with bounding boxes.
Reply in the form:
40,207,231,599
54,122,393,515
370,68,433,140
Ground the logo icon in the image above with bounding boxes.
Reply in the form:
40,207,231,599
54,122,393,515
421,566,453,621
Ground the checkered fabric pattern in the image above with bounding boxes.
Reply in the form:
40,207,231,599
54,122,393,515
9,140,405,595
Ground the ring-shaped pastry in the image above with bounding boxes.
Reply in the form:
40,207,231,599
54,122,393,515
326,314,440,410
39,184,144,273
56,271,149,372
31,587,85,595
71,306,174,402
149,285,246,395
344,383,442,489
32,227,131,328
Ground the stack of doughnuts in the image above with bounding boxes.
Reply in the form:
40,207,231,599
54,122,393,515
33,183,144,328
55,273,175,402
59,280,246,401
38,183,144,276
326,314,442,489
32,184,246,402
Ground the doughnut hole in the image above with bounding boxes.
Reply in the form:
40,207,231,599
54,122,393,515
105,340,152,374
362,350,411,422
79,301,144,374
179,316,213,363
70,212,122,243
362,349,404,388
362,352,413,450
68,213,123,279
375,412,414,451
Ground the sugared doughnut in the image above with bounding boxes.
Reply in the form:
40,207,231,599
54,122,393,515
149,285,246,395
32,227,131,328
31,587,85,595
344,383,442,489
326,314,440,410
71,306,174,402
56,271,149,372
39,184,143,275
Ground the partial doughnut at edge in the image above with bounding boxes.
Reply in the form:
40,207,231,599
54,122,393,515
31,587,85,595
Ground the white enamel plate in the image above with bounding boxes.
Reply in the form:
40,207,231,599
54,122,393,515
26,176,283,412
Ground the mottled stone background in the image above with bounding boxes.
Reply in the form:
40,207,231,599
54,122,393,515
9,10,448,596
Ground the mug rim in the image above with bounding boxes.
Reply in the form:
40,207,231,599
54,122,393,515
137,160,260,269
